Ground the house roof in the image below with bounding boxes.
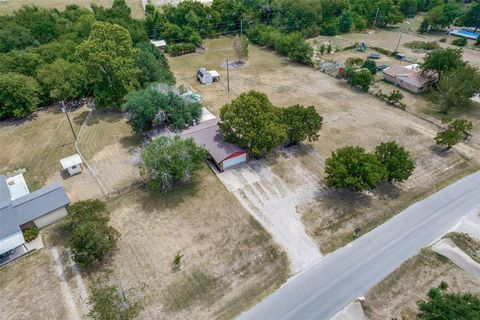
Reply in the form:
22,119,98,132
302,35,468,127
0,176,70,241
180,119,245,164
60,154,83,169
383,65,435,87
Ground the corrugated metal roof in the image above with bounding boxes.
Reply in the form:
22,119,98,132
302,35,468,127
60,154,83,169
180,119,245,164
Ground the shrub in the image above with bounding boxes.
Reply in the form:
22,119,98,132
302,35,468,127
370,46,396,56
439,37,447,43
476,37,480,46
452,37,468,47
404,41,439,50
165,43,196,56
361,59,377,74
22,227,39,242
346,57,363,66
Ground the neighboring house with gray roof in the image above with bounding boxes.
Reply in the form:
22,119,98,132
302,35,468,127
0,174,70,257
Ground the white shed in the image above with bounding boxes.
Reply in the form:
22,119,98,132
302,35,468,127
150,39,167,50
60,154,83,176
197,68,220,85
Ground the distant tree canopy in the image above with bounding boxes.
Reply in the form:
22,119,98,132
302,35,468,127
0,1,174,119
422,48,465,81
140,135,208,192
0,73,40,119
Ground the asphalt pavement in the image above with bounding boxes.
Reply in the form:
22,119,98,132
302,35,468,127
238,172,480,320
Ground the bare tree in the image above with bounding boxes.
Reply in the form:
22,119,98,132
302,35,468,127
233,34,249,64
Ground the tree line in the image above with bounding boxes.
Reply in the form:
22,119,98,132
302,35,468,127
0,1,174,120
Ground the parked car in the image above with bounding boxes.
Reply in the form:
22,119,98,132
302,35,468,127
377,64,389,71
368,53,381,59
395,53,406,60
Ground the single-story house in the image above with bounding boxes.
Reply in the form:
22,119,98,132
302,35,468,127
383,64,437,93
197,68,220,85
150,39,167,50
181,119,247,171
0,174,70,257
60,154,83,176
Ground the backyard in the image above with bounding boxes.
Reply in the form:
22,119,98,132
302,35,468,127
168,37,480,254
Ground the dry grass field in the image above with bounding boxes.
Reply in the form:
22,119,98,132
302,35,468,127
168,37,480,253
77,110,141,194
0,105,88,190
363,249,480,319
0,250,70,320
0,0,145,18
106,167,289,319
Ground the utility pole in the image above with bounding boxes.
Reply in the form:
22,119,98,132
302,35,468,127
226,58,230,93
395,31,403,53
61,100,77,142
240,19,243,37
373,8,380,30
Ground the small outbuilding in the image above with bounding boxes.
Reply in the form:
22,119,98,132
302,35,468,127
60,154,83,176
197,68,220,85
150,39,167,50
181,119,247,171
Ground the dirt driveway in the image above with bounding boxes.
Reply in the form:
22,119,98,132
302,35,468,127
218,147,323,274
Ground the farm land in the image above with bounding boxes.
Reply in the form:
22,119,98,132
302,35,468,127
1,22,480,320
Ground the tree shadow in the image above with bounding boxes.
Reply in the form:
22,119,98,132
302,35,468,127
374,182,401,200
321,188,373,218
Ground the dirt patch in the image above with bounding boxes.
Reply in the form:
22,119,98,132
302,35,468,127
363,248,480,320
105,167,289,319
433,238,480,279
0,250,69,320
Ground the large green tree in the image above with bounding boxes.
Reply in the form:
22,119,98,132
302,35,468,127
430,64,480,113
464,3,480,32
219,90,287,157
136,42,174,86
283,105,323,144
77,21,141,108
140,136,208,192
65,200,119,268
36,58,87,102
0,72,40,119
374,141,415,183
421,48,465,81
325,146,387,191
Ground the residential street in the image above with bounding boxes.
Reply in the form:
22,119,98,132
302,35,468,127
238,172,480,320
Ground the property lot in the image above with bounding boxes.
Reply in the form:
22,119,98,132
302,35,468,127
106,168,288,319
0,250,70,320
169,37,480,254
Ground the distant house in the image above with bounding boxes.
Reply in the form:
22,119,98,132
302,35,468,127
0,174,70,259
197,68,220,85
181,119,247,171
383,64,437,93
60,154,83,176
150,39,167,50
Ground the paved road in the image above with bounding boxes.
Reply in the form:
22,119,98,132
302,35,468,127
239,172,480,320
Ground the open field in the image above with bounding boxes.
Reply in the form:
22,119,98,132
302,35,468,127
364,248,480,319
0,105,88,190
0,0,145,18
168,37,480,253
0,250,69,320
106,167,289,319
